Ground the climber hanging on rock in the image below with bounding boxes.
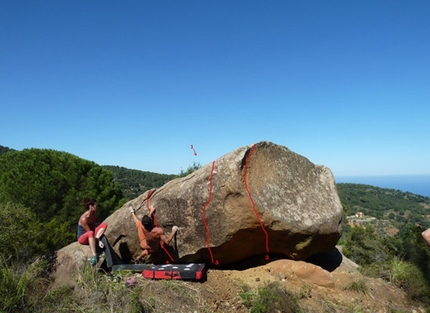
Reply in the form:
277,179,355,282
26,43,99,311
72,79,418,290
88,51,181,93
129,204,178,263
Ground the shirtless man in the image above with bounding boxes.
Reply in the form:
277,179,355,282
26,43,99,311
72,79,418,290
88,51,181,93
77,197,108,265
130,205,178,262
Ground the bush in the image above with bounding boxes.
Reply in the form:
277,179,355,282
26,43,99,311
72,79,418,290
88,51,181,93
0,260,28,312
0,148,123,225
389,258,430,303
0,257,50,313
240,282,302,313
0,202,75,262
0,202,41,261
32,265,146,313
343,278,368,294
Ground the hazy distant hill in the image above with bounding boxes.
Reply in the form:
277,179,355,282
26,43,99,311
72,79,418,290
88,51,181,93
102,165,178,201
337,183,430,232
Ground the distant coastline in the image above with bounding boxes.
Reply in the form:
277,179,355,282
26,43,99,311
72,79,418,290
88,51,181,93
335,175,430,198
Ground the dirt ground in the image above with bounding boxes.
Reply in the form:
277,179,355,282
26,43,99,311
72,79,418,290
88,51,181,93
127,250,426,313
197,260,420,313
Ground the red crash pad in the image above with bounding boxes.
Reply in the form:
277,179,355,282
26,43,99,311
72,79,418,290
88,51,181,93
142,263,206,281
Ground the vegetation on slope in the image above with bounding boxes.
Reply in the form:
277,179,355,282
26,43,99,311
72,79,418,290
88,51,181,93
1,144,430,311
337,183,430,227
102,161,201,200
338,183,430,305
102,165,177,201
0,147,123,259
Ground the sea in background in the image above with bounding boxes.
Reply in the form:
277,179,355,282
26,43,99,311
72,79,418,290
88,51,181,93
335,175,430,198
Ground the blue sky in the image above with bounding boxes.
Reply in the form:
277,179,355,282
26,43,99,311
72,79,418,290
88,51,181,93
1,1,429,177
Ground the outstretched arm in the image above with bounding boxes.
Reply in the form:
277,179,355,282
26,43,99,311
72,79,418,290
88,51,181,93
160,226,178,245
129,205,141,224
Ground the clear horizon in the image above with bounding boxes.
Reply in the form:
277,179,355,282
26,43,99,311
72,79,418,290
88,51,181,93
1,1,429,177
2,142,429,197
336,174,430,198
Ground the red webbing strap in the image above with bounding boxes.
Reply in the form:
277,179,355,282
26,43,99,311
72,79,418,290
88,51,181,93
146,190,174,263
243,144,270,260
201,161,218,265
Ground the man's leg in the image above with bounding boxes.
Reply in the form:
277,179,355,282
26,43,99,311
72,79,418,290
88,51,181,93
95,223,108,248
78,231,98,265
88,237,97,257
136,249,148,263
78,231,97,256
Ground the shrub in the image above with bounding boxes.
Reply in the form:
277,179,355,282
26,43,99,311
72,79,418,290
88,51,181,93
0,257,49,313
0,202,41,262
389,258,430,303
240,282,302,313
0,148,123,225
0,202,74,262
343,278,368,295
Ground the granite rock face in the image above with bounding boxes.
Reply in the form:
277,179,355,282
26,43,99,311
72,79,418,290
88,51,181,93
105,141,344,265
52,141,344,288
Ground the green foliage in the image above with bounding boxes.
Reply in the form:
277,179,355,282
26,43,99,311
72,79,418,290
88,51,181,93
0,202,74,262
239,291,253,308
0,260,28,312
0,145,15,155
34,266,148,313
337,183,430,230
389,257,430,302
103,165,177,200
178,161,201,177
0,148,123,224
2,144,430,311
0,148,123,258
34,218,76,253
343,278,368,294
343,224,391,266
297,284,312,299
339,182,430,306
395,225,430,278
239,282,302,313
0,257,50,313
0,202,41,261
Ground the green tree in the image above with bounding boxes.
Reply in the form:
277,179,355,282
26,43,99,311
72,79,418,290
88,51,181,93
343,225,390,266
0,148,123,226
178,161,201,177
0,202,40,261
0,201,75,262
103,165,177,200
0,145,14,155
396,225,430,282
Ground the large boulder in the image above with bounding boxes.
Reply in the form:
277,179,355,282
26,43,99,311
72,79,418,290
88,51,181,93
104,141,343,265
51,242,94,289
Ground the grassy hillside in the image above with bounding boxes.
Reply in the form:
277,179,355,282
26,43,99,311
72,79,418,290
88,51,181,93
337,183,430,232
102,165,178,201
101,162,201,201
2,144,430,311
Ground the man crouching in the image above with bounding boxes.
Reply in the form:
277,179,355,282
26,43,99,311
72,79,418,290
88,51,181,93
129,205,178,263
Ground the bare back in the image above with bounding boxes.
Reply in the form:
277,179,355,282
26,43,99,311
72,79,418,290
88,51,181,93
143,227,165,253
79,210,96,231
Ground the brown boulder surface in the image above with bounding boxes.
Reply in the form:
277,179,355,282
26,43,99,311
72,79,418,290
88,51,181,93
109,141,343,264
53,141,344,286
